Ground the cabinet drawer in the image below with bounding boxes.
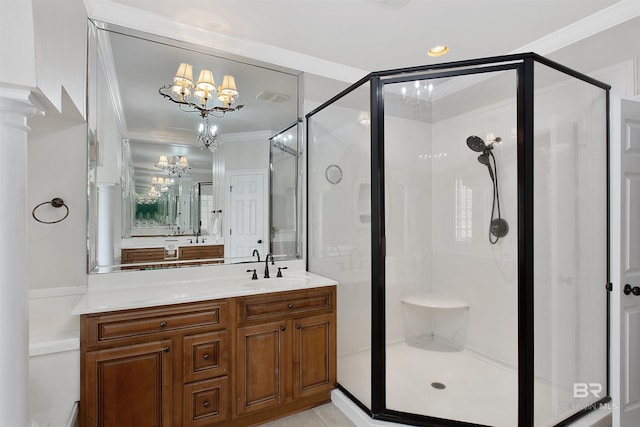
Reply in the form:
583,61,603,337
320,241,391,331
183,331,228,383
183,377,229,427
238,287,334,324
85,301,227,346
179,245,224,260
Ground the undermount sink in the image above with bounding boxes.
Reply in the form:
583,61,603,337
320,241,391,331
239,275,310,289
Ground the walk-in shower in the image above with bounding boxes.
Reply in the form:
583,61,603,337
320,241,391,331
306,54,609,427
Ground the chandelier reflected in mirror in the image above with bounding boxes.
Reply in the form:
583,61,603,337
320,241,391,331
159,63,244,118
197,117,223,152
154,155,190,177
151,176,173,192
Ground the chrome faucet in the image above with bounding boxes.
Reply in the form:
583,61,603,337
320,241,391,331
252,249,261,262
264,253,275,278
195,231,200,243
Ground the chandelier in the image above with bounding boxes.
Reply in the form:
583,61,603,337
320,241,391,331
197,117,223,152
154,155,190,177
159,63,243,118
151,176,173,192
401,80,433,116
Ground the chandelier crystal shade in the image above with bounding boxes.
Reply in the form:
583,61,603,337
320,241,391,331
159,63,244,118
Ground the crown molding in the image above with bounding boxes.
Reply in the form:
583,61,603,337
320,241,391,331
511,0,640,56
95,28,127,134
83,0,367,84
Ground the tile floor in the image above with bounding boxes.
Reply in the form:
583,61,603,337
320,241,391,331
257,402,356,427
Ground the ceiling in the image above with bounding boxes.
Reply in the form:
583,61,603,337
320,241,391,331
97,0,637,80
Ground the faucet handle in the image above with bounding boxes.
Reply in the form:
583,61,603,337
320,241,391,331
277,267,288,277
246,269,258,280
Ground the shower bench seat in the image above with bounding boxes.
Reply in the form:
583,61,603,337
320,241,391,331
401,293,469,310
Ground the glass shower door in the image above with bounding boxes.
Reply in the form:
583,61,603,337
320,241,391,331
307,82,373,410
382,69,519,426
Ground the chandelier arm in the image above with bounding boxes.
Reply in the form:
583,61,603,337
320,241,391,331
178,105,203,114
160,85,243,117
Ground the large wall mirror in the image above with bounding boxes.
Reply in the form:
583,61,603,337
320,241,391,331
87,20,302,273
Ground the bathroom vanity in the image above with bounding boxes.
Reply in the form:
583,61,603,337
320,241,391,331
75,271,336,427
121,244,225,268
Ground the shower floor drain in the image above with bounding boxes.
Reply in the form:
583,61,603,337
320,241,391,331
431,382,446,390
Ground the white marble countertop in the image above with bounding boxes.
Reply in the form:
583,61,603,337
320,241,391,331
72,269,337,315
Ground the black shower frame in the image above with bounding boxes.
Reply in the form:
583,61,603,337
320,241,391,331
305,52,611,427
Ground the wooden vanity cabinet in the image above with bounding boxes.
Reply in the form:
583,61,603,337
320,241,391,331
179,245,224,264
234,287,336,422
79,285,336,427
120,244,224,269
79,300,229,427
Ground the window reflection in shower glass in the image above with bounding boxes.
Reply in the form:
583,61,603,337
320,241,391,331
455,178,473,242
383,70,518,426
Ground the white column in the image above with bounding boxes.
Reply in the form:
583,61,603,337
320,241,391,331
97,183,115,268
0,88,37,427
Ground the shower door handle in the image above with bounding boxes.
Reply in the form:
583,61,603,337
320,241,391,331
624,284,640,296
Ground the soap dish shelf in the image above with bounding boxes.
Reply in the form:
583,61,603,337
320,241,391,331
401,293,469,310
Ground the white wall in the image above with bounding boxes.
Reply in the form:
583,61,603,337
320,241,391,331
28,107,87,290
383,116,433,345
431,97,519,365
32,0,87,117
0,0,37,89
26,0,88,289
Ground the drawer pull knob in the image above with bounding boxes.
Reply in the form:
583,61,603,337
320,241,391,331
160,321,167,328
203,401,210,408
203,354,210,360
296,324,301,329
280,325,286,331
163,346,170,353
288,303,294,309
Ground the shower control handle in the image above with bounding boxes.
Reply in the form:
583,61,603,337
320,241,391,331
624,284,640,296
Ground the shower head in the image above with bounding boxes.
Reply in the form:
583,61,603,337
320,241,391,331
466,135,487,152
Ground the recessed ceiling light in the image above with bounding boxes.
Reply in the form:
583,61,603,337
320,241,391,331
428,45,449,57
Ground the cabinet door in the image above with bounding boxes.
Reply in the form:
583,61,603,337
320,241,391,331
236,321,288,415
83,340,173,427
292,314,336,399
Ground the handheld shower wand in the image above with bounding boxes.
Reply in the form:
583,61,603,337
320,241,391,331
465,135,509,244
